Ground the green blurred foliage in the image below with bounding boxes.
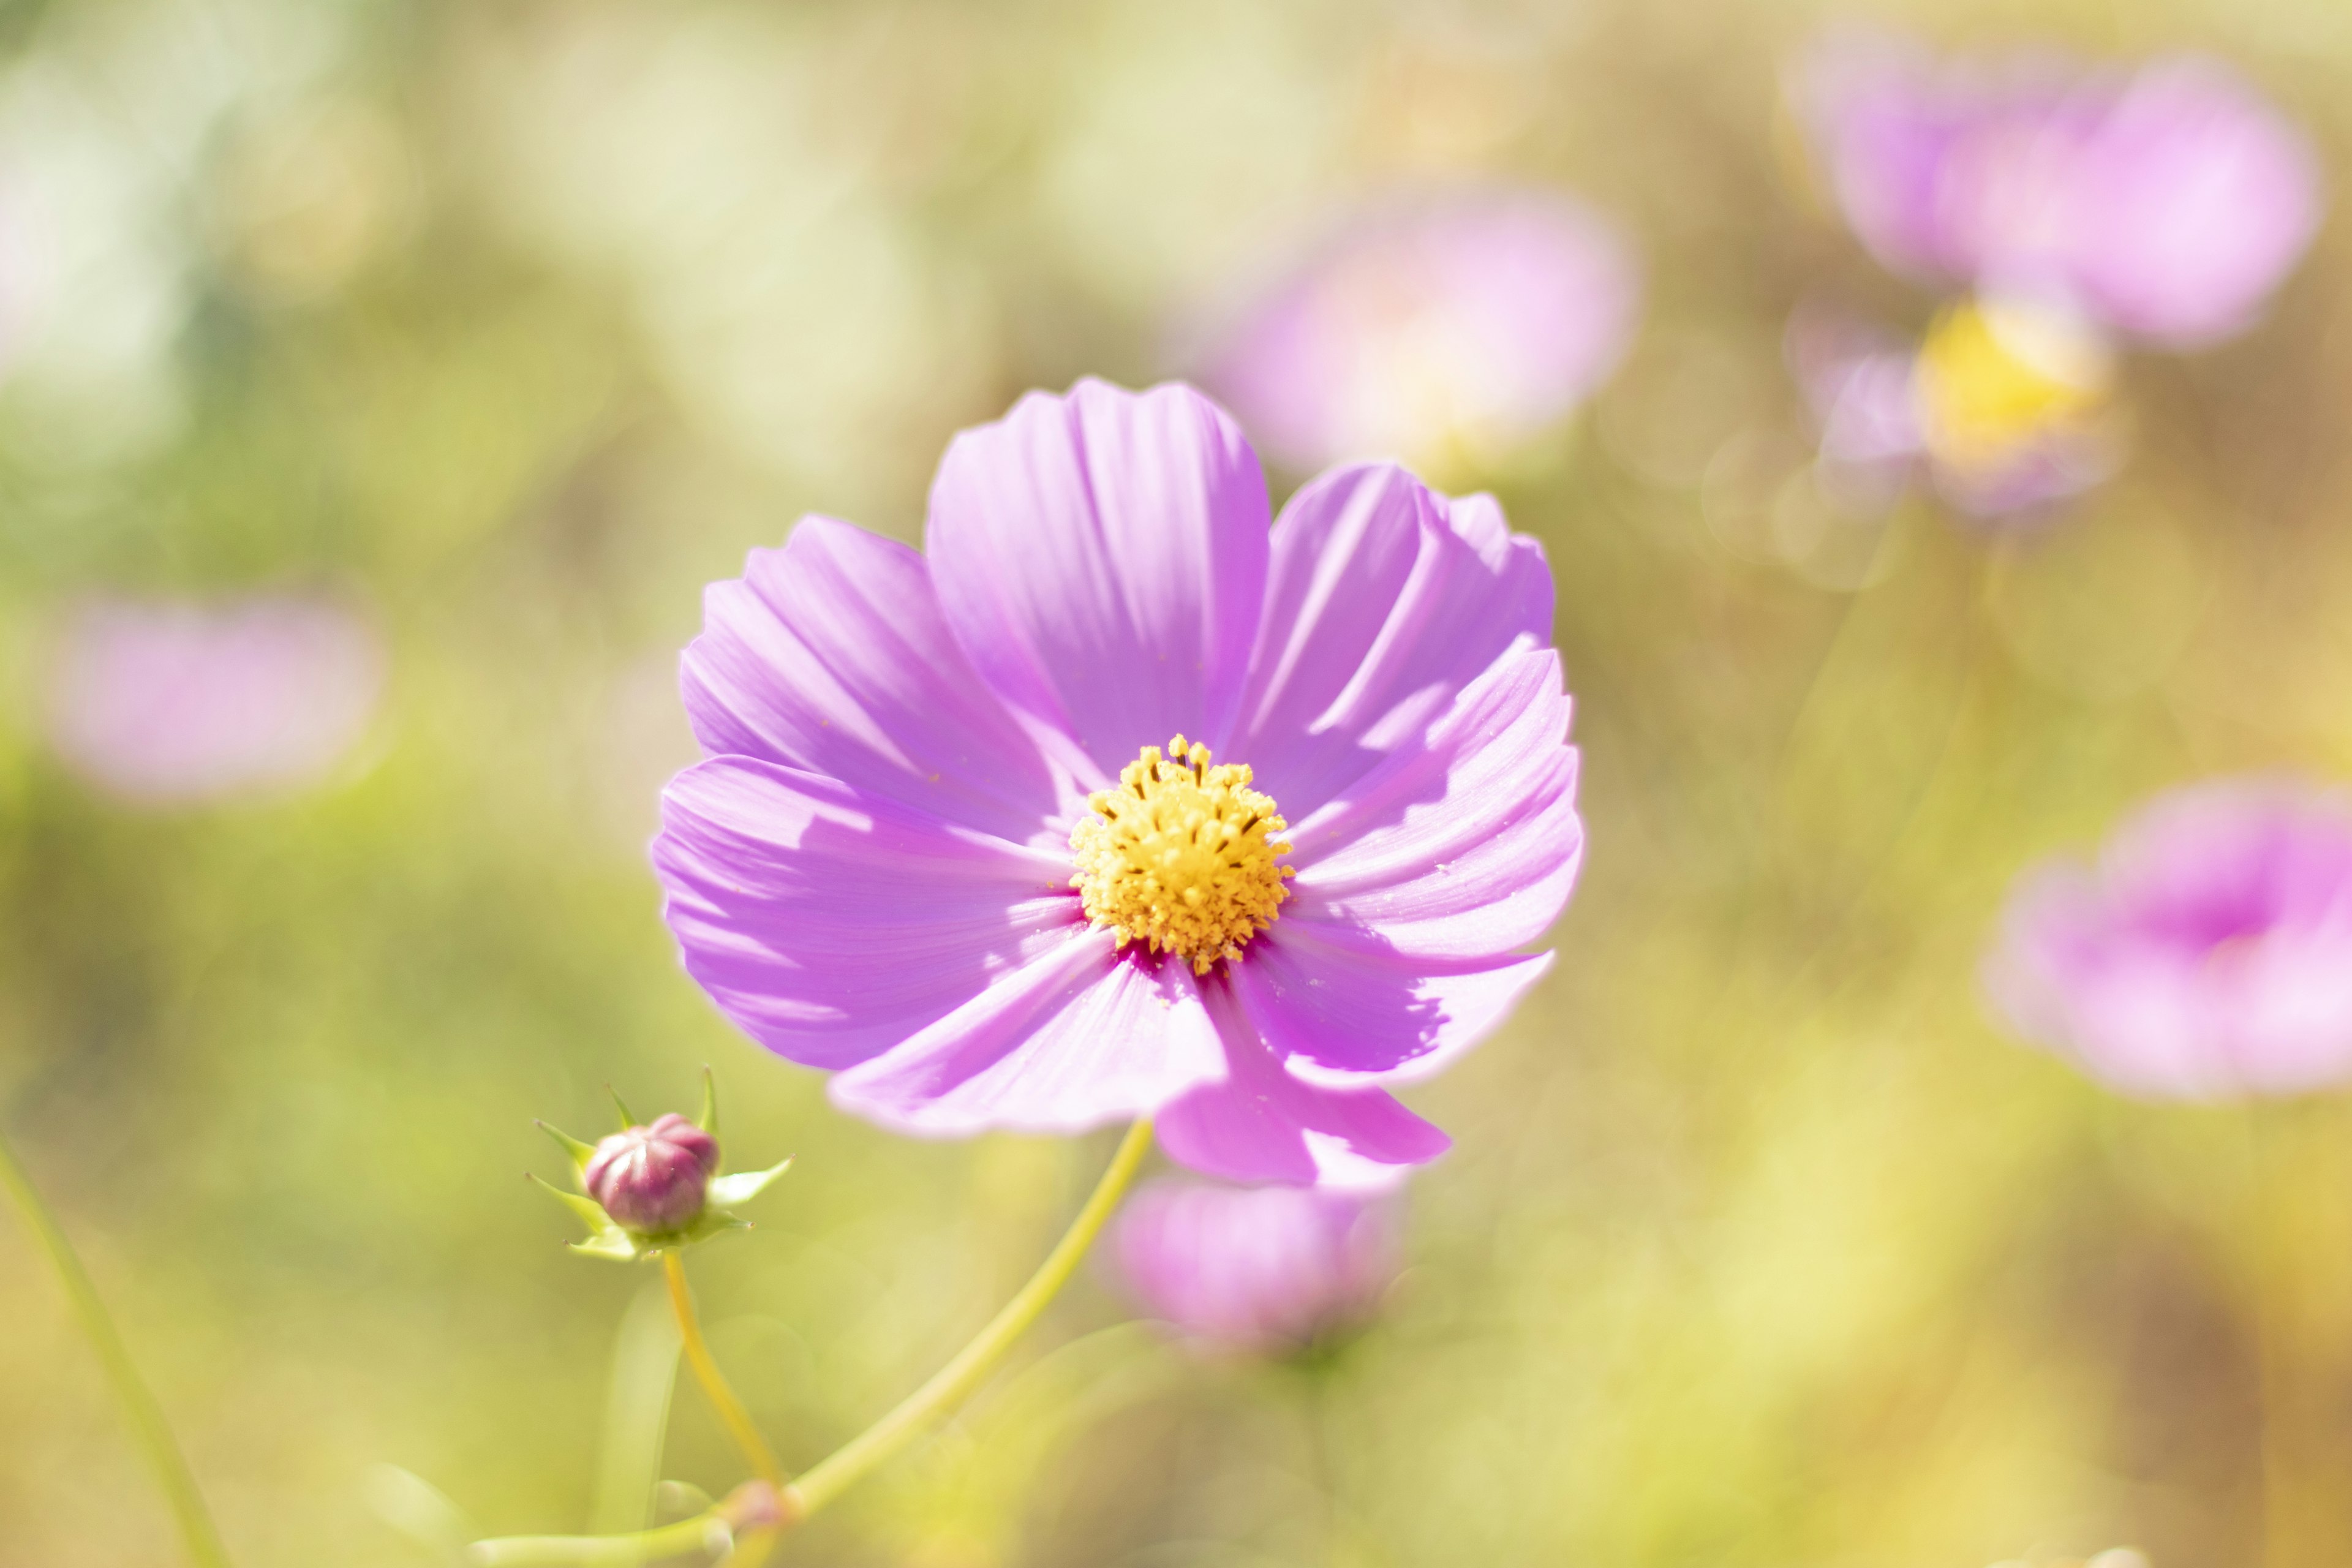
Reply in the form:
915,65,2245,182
3,0,2352,1564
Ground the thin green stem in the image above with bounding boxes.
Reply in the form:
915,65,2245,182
0,1123,232,1568
467,1510,731,1566
664,1251,783,1485
785,1117,1153,1520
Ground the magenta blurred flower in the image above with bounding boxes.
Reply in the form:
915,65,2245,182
654,378,1580,1185
1788,296,2121,522
44,594,384,805
1985,778,2352,1099
1112,1179,1398,1354
1796,36,2321,345
1193,189,1640,475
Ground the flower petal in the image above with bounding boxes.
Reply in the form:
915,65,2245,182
926,379,1270,778
1286,647,1581,959
1223,464,1552,819
1234,922,1553,1083
655,758,1080,1070
1156,979,1452,1187
680,516,1071,845
831,937,1227,1136
2064,57,2321,346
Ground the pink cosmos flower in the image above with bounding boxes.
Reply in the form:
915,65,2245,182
1193,189,1640,474
44,594,384,805
1112,1179,1399,1355
1984,778,2352,1099
1796,36,2321,345
654,379,1580,1185
1787,297,2119,522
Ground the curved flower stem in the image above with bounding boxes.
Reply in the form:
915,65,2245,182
0,1124,233,1568
664,1250,783,1485
467,1510,731,1566
785,1117,1154,1521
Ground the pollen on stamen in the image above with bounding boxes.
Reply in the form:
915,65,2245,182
1068,734,1294,976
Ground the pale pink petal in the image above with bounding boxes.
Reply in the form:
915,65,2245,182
1233,923,1552,1084
681,517,1070,845
1155,979,1451,1186
1287,649,1580,959
831,937,1227,1136
927,379,1270,780
655,758,1080,1070
2064,57,2322,345
1223,463,1551,818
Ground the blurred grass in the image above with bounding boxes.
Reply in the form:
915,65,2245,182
4,0,2352,1564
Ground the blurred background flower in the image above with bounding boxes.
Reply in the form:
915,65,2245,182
1190,186,1641,480
1985,777,2352,1099
1112,1179,1400,1357
41,593,383,807
1788,33,2320,522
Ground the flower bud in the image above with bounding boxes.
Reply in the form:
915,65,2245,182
583,1113,720,1235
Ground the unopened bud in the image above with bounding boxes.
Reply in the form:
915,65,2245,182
584,1113,719,1234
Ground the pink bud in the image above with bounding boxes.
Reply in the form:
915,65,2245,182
584,1114,720,1234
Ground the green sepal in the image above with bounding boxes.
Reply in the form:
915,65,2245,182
707,1156,792,1210
531,1174,644,1262
532,1172,614,1232
695,1065,718,1138
536,1120,599,1184
607,1086,638,1130
676,1208,751,1246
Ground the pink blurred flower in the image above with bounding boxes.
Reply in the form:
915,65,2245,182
44,594,384,805
1193,188,1640,473
1984,778,2352,1099
1787,296,2121,522
1112,1180,1399,1355
1796,36,2321,345
654,379,1580,1185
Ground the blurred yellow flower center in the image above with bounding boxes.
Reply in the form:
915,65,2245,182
1069,736,1294,975
1913,298,2113,473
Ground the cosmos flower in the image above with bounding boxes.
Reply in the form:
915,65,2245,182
43,594,384,806
1788,295,2120,521
1796,37,2321,345
1983,778,2352,1099
1789,36,2318,522
1112,1179,1399,1355
654,379,1581,1185
1193,188,1640,477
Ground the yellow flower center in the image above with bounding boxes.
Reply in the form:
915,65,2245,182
1069,735,1294,976
1913,296,2113,474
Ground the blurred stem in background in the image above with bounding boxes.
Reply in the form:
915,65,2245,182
0,1125,233,1568
470,1118,1155,1565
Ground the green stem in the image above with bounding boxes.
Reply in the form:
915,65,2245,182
785,1117,1153,1520
664,1251,783,1485
0,1123,232,1568
467,1511,730,1566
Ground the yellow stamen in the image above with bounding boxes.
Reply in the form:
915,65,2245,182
1913,296,2113,475
1069,735,1294,976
